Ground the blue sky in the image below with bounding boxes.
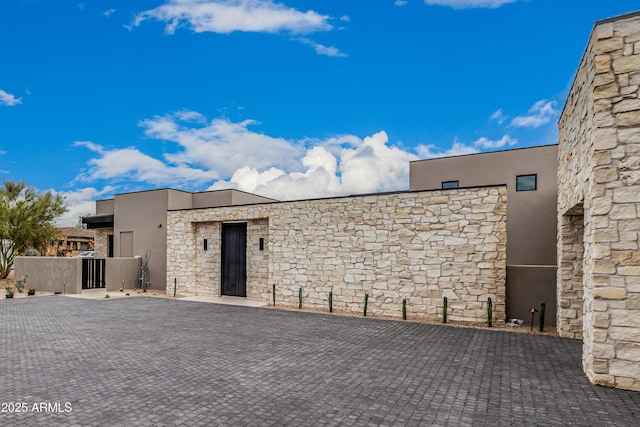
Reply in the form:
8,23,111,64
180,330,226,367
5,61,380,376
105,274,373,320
1,0,638,225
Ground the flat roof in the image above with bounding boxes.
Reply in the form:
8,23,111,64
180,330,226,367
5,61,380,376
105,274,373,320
167,184,508,213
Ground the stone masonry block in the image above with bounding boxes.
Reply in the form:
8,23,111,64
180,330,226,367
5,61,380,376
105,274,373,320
617,111,640,127
594,287,627,300
613,55,640,74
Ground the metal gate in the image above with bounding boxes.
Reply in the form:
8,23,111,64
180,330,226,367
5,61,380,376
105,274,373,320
82,258,106,289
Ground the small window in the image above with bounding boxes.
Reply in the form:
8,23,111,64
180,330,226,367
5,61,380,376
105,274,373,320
516,174,537,191
442,181,459,189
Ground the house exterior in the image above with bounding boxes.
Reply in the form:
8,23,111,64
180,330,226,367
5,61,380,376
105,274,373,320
82,188,275,291
409,145,558,325
557,11,640,391
166,186,507,323
73,10,640,391
44,227,95,257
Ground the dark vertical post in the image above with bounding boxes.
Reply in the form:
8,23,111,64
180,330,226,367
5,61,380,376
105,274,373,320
364,293,369,317
402,298,407,320
329,290,333,313
540,302,546,332
272,284,276,306
298,287,302,309
487,297,493,328
443,296,448,323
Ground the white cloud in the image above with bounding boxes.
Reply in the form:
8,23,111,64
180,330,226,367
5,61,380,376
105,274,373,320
510,100,558,128
297,38,347,57
103,8,116,17
473,134,516,149
210,131,418,200
54,186,115,227
132,0,332,35
74,141,105,154
74,143,218,187
395,1,408,6
0,89,22,106
424,0,517,8
139,112,305,177
74,111,518,203
490,108,506,125
416,140,478,159
416,134,516,158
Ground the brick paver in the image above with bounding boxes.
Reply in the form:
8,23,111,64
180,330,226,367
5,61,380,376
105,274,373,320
1,296,639,426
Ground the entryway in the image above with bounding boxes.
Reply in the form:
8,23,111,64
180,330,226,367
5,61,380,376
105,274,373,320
221,222,247,297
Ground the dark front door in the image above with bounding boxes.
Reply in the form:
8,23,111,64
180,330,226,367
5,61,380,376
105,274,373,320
221,223,247,297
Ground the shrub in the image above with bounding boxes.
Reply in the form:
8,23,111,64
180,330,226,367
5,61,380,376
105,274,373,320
15,274,28,293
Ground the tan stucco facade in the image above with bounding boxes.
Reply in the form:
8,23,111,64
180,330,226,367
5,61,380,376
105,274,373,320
558,11,640,391
85,188,274,290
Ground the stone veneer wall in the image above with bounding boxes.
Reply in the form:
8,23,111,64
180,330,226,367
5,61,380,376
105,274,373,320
93,228,112,258
558,13,640,391
167,187,507,324
558,209,585,339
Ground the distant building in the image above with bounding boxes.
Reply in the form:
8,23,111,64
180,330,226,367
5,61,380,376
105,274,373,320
44,227,95,257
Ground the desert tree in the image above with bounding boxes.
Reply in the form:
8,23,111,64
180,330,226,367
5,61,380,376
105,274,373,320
0,180,67,278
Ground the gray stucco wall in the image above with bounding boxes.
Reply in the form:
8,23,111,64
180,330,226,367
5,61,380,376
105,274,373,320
15,257,140,294
15,257,83,294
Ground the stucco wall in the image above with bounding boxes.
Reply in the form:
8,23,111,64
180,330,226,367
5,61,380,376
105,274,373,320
558,13,640,391
14,257,140,294
15,257,83,294
167,187,507,324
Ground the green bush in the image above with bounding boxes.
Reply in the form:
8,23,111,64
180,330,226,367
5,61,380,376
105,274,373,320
15,274,28,293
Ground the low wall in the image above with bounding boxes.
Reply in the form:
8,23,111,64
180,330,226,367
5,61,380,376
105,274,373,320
106,258,140,292
168,186,508,324
14,257,140,294
15,257,83,294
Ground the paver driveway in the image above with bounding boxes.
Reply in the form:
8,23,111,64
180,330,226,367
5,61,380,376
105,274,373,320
1,296,639,426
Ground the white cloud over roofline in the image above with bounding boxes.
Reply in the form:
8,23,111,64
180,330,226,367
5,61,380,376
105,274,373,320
73,111,523,205
132,0,332,35
416,134,516,158
211,131,419,200
54,186,115,227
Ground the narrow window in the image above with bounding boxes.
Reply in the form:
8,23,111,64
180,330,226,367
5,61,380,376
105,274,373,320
516,174,537,191
442,181,459,189
204,239,208,251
